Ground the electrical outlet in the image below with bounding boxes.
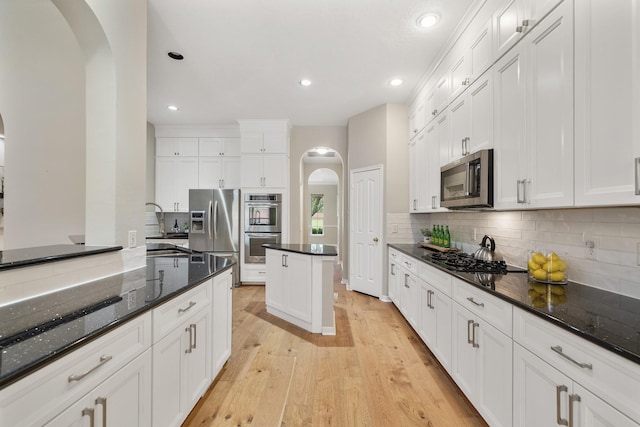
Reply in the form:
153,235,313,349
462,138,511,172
391,224,398,233
127,291,136,309
128,230,137,248
473,228,477,241
584,239,597,260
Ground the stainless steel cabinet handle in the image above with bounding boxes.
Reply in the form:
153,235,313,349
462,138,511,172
522,19,530,27
432,195,436,209
461,139,465,156
466,297,485,308
191,324,197,350
569,393,581,427
95,397,107,427
467,319,474,344
185,326,193,354
390,263,395,275
556,385,569,426
517,179,525,203
68,355,113,382
472,322,480,348
427,290,434,309
551,346,593,370
465,137,470,155
635,157,640,195
178,301,197,314
516,25,524,33
404,261,411,268
404,273,409,288
82,408,95,427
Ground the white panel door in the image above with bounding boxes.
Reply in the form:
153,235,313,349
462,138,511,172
575,383,640,427
449,95,470,161
221,157,241,189
525,1,573,208
349,166,382,298
198,157,223,189
574,0,640,206
468,72,493,153
494,0,523,58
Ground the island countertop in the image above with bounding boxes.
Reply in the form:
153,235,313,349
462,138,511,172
0,244,123,270
0,250,233,389
263,243,338,256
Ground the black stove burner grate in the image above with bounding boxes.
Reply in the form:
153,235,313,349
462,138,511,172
427,251,508,274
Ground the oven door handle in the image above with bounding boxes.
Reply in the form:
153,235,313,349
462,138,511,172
246,233,281,238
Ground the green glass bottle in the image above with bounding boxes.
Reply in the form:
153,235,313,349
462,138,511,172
435,225,442,246
432,224,437,245
444,225,451,249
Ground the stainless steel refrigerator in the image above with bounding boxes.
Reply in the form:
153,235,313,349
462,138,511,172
189,189,240,286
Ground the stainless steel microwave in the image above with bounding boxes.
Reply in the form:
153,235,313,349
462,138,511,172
440,149,493,209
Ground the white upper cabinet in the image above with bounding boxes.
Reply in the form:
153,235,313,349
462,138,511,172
468,72,494,154
449,49,470,101
198,137,240,157
469,18,494,82
241,130,288,154
449,95,470,162
494,1,573,209
409,130,428,212
408,94,427,140
426,74,450,122
574,0,640,206
156,138,198,157
493,0,564,59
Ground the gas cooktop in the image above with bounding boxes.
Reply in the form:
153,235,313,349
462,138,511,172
425,251,519,275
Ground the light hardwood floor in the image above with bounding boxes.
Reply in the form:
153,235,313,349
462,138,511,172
184,268,488,427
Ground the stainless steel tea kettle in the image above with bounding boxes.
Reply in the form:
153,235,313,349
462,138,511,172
473,235,503,262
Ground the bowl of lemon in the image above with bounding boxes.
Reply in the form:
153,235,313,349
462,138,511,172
528,251,568,284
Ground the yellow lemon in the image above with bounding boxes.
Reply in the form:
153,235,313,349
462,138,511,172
533,269,548,281
549,271,565,282
543,261,563,273
547,252,560,261
549,285,565,295
556,260,567,272
530,282,547,294
528,259,541,271
528,289,539,298
531,253,547,265
532,297,545,308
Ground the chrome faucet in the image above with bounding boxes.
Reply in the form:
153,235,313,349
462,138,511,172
145,202,165,237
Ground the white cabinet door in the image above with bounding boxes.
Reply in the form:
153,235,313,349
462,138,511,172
524,2,573,208
451,302,512,427
241,154,263,188
156,138,198,157
284,251,312,324
475,318,513,427
399,270,419,328
513,343,572,427
409,95,427,139
388,256,399,304
574,0,640,206
409,130,428,212
425,122,445,210
198,157,223,189
155,157,198,212
176,158,198,212
266,250,286,311
198,138,225,157
449,95,470,161
575,383,640,427
152,305,211,427
449,51,469,101
469,18,494,82
262,154,288,188
212,270,232,379
493,45,526,209
221,157,241,189
46,350,152,427
494,0,523,58
436,110,451,167
418,281,452,371
468,72,493,154
262,131,288,153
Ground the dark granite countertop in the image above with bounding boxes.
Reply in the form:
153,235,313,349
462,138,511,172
389,243,640,366
0,244,123,270
0,249,234,389
263,243,338,256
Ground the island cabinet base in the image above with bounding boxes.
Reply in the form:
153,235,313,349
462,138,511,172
265,248,336,335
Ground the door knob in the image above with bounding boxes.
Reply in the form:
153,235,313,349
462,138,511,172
373,237,379,243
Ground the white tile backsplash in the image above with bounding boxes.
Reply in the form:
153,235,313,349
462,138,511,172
388,207,640,299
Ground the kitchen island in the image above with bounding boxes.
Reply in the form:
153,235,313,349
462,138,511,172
264,244,337,335
0,246,234,427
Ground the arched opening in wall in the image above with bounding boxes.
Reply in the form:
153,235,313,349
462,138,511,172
301,147,344,262
0,113,5,250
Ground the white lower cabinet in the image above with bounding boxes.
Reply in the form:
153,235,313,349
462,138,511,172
211,270,233,380
387,249,400,303
45,349,152,427
152,282,212,427
451,302,513,427
266,249,312,327
417,280,452,371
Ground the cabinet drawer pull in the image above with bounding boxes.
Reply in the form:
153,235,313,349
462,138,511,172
68,355,113,382
95,397,107,427
569,393,581,427
556,385,568,426
178,301,197,314
551,346,593,370
466,297,485,308
467,319,474,344
185,326,193,353
192,323,197,350
82,408,95,427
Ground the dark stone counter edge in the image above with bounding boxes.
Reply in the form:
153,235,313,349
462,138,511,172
0,262,234,390
0,245,123,271
263,243,338,257
388,243,640,366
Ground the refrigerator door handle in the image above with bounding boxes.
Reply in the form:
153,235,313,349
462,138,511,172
208,200,213,241
214,200,219,239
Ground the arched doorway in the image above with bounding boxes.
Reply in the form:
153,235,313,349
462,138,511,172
301,147,344,263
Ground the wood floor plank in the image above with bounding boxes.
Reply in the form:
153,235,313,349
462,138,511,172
183,269,488,427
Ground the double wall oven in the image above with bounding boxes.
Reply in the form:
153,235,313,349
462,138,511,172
244,193,282,264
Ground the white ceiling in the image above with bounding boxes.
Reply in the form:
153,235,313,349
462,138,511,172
147,0,475,128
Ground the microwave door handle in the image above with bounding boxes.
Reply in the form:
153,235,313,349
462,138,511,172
465,164,471,196
214,200,218,239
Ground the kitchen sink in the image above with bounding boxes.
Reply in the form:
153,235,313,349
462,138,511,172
146,244,192,257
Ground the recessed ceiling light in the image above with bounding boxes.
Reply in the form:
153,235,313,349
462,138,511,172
390,78,403,86
167,51,184,60
417,13,440,28
300,79,312,87
167,105,179,111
